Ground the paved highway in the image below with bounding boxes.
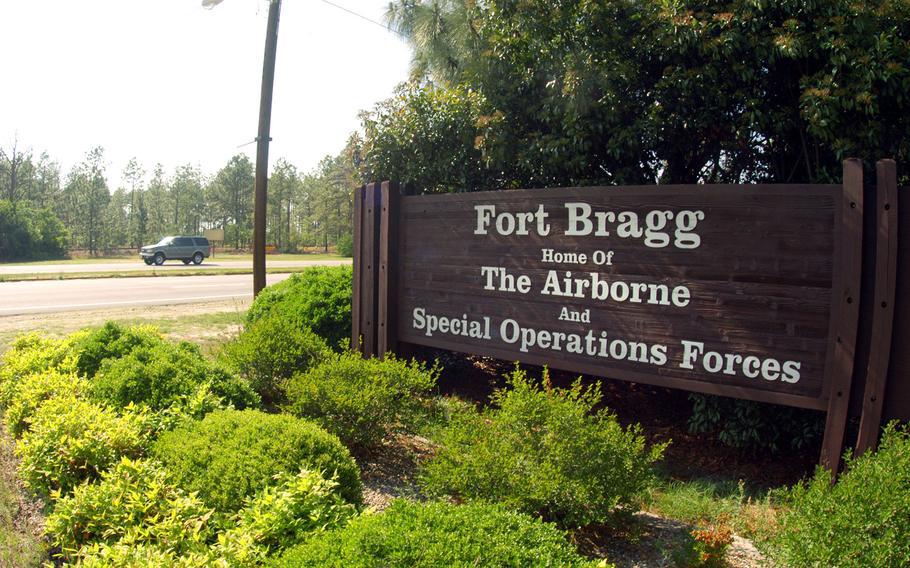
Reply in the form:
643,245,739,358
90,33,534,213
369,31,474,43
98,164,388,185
0,259,350,275
0,273,294,316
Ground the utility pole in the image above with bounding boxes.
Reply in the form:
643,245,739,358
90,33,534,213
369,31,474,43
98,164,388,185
253,0,282,296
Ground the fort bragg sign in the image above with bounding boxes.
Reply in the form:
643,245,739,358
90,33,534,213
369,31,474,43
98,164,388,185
353,161,878,470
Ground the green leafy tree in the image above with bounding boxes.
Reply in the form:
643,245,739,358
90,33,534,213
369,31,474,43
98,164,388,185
62,147,110,254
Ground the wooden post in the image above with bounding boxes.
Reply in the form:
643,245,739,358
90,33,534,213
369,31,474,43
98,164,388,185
855,160,899,455
820,159,864,472
378,181,400,357
360,183,382,358
351,185,365,352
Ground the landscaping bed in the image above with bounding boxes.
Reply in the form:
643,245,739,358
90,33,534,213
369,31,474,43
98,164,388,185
0,265,907,567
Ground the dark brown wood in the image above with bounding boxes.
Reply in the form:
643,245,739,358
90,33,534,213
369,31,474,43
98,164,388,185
820,159,863,472
361,183,380,357
855,160,898,455
351,185,364,352
378,181,400,357
883,185,910,422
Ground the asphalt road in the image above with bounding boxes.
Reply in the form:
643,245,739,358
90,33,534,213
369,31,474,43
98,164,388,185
0,259,350,275
0,273,293,316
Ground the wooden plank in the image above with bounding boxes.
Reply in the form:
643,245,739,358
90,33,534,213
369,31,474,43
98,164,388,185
883,186,910,421
820,159,863,472
855,160,899,454
378,181,400,357
351,185,364,352
361,183,380,358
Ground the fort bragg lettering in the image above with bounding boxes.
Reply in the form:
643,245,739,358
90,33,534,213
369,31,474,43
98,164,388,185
473,203,705,249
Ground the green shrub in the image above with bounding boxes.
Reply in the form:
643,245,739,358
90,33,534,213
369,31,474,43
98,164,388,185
4,369,87,437
217,469,357,566
151,409,362,513
335,233,354,257
768,423,910,567
0,331,84,408
16,397,147,497
73,322,166,378
270,500,597,567
45,458,216,560
76,543,217,568
246,265,352,349
420,368,665,528
688,393,824,452
90,341,259,412
286,352,438,449
222,314,330,406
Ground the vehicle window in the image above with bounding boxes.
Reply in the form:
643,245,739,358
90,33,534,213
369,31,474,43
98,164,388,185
193,238,209,246
157,237,174,246
174,237,193,246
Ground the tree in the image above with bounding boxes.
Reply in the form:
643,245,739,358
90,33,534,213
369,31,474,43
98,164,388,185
209,155,254,249
122,158,146,248
0,138,34,203
373,0,910,189
62,147,110,254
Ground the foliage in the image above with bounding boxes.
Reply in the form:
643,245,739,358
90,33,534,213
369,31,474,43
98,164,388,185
4,369,87,437
371,1,910,189
90,340,259,412
0,199,68,261
270,500,598,567
76,543,220,568
222,313,330,406
0,331,84,409
335,232,353,257
246,265,353,349
688,393,824,452
286,352,438,449
151,409,362,513
768,423,910,568
72,322,166,378
361,84,492,193
45,458,216,560
15,397,147,497
216,469,357,566
420,367,665,528
676,525,734,568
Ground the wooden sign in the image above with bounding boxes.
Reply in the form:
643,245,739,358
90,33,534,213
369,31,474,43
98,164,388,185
354,162,869,470
203,228,225,242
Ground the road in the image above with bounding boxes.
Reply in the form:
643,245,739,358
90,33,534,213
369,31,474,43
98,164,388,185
0,273,294,316
0,259,350,275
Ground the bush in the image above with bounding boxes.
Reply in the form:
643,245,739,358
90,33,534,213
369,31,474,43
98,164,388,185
335,233,354,257
4,369,87,437
73,322,166,378
222,314,330,406
45,458,216,560
271,500,597,567
0,200,68,261
90,341,259,412
16,397,148,497
76,543,217,568
151,409,362,513
768,423,910,567
246,265,352,349
216,469,357,565
420,368,665,528
286,352,438,449
688,393,825,452
0,331,84,408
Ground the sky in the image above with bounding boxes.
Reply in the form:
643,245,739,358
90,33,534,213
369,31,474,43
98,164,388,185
0,0,412,188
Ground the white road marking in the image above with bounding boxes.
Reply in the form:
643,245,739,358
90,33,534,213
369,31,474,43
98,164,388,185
0,293,252,314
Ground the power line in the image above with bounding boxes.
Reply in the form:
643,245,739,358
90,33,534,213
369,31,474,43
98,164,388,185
316,0,407,38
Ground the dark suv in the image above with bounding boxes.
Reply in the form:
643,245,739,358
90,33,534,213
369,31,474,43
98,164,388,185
140,236,211,266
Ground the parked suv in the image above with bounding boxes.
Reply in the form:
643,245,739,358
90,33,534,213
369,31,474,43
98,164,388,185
140,236,211,266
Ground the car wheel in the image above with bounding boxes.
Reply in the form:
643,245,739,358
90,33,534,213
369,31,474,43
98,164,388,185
192,252,204,265
154,252,165,266
182,259,191,265
144,258,153,266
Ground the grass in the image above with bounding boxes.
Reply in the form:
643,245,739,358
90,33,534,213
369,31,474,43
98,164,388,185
1,425,44,567
0,253,343,267
645,476,783,544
